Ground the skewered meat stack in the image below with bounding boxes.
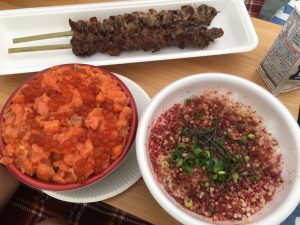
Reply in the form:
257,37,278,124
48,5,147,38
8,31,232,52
9,4,224,56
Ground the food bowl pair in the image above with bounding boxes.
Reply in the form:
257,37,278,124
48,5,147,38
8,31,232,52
1,66,300,225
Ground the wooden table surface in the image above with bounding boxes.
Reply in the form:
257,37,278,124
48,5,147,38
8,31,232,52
1,1,300,225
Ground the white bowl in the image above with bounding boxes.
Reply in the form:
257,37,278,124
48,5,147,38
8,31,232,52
136,73,300,225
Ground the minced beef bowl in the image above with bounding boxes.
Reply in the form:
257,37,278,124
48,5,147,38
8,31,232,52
148,90,283,222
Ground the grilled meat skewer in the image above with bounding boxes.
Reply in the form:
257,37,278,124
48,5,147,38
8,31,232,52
9,4,223,56
70,4,218,33
71,23,224,56
70,4,223,56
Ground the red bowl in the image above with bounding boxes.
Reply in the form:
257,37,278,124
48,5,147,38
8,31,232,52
0,64,138,191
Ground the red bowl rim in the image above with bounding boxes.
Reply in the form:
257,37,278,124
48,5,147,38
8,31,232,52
0,64,138,191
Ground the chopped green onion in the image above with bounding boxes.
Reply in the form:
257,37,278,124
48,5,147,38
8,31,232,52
196,113,204,121
204,150,211,159
208,205,215,213
247,133,255,140
225,131,232,139
185,99,192,105
194,158,202,166
217,174,226,182
249,175,258,183
215,138,225,146
213,159,224,173
212,174,218,180
239,136,248,145
184,199,193,207
244,155,250,161
175,158,184,167
212,117,219,124
177,142,186,149
187,152,195,159
161,161,169,168
232,172,239,183
204,159,213,169
183,166,193,175
171,152,180,161
182,127,190,135
185,159,194,167
169,117,256,187
232,154,242,163
193,147,201,155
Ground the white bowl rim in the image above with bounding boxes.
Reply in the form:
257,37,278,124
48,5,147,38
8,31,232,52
136,73,300,225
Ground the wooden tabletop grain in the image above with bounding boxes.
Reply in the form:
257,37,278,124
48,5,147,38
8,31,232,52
0,1,299,225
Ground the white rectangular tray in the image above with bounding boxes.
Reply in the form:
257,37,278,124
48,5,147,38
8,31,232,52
0,0,258,75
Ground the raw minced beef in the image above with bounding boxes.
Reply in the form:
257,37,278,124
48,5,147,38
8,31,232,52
148,91,282,222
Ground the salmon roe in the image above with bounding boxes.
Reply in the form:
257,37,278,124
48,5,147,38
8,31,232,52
0,65,133,184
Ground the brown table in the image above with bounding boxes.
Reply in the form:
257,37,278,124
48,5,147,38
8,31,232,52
0,1,300,225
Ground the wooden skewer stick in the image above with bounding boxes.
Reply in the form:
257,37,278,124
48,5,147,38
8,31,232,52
13,31,73,44
8,44,72,54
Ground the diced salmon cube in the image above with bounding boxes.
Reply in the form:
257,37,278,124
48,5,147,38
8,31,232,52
23,160,36,176
64,171,77,184
42,73,58,87
0,156,12,165
36,164,54,182
34,94,51,117
113,103,123,112
52,173,66,184
117,106,132,127
3,126,18,140
85,108,104,130
56,127,84,143
4,144,15,157
12,93,25,104
111,144,123,159
71,88,83,108
96,92,106,103
63,151,81,166
119,106,132,121
53,160,71,172
79,139,93,158
44,120,60,133
30,144,49,164
11,104,24,115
